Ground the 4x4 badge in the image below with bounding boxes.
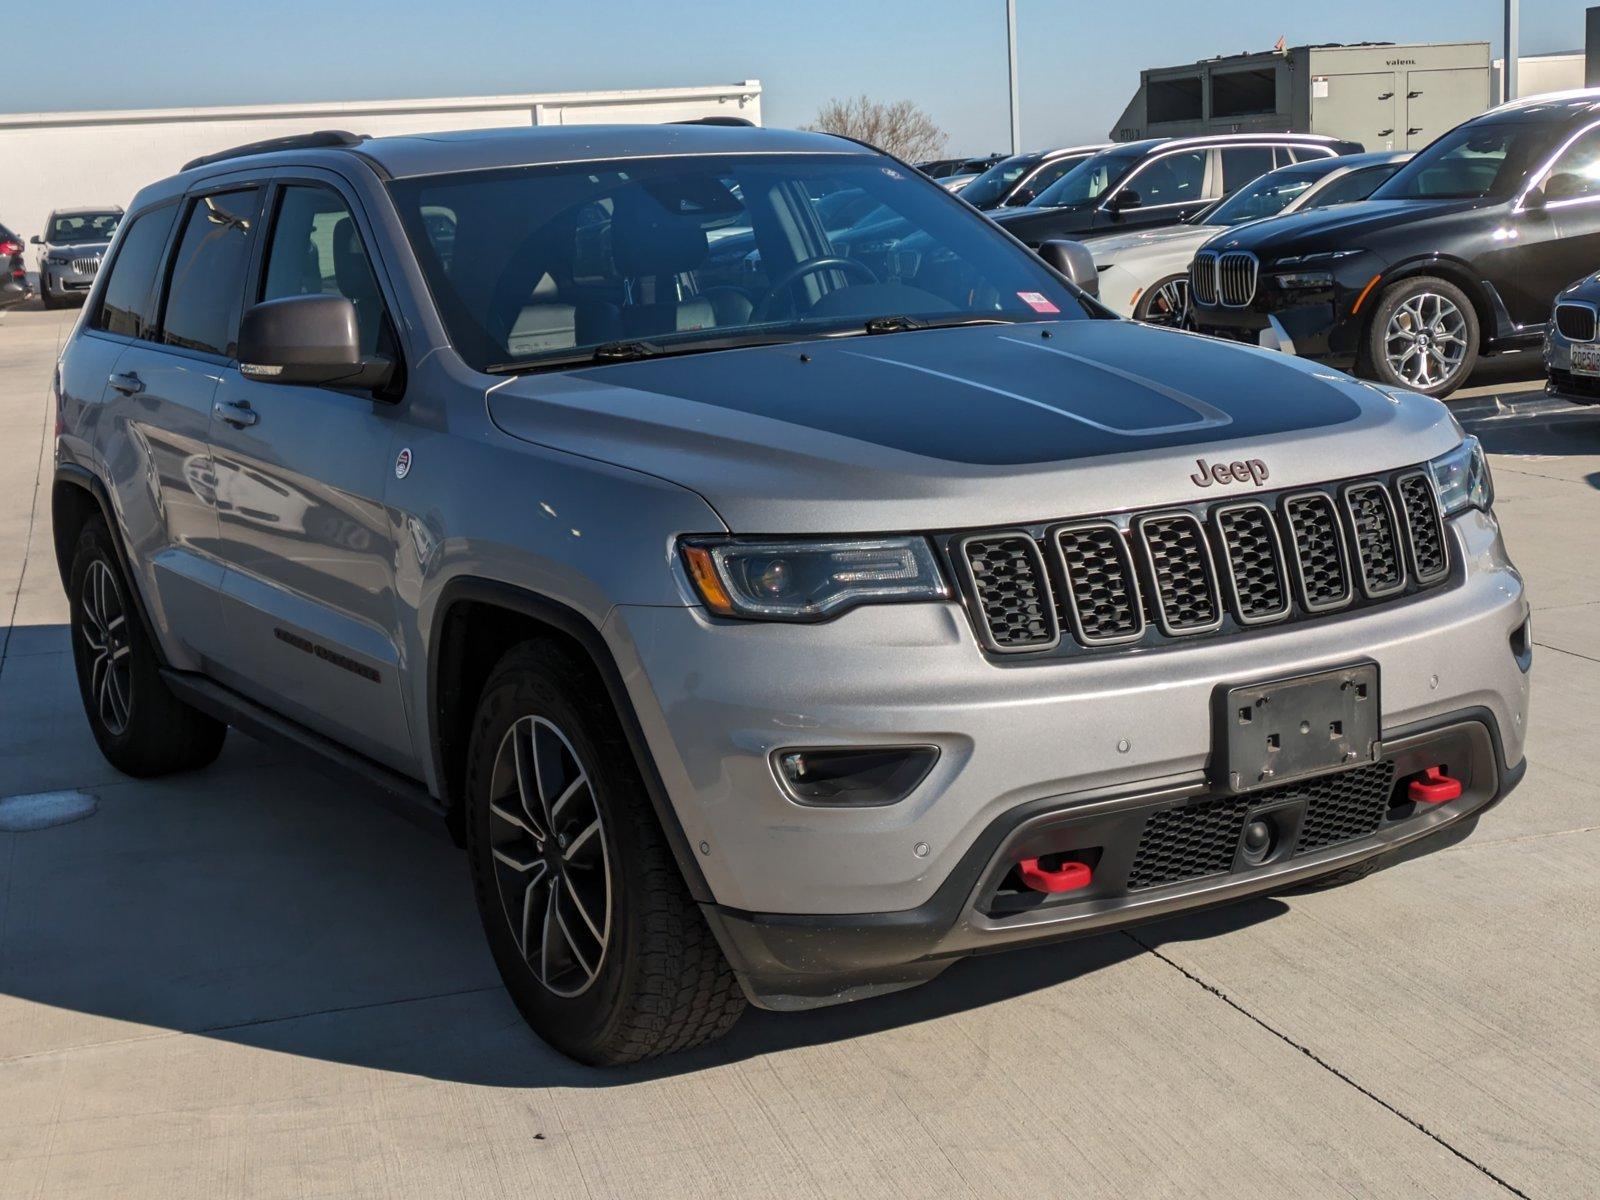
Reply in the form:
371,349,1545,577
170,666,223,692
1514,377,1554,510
395,448,413,480
1190,456,1268,487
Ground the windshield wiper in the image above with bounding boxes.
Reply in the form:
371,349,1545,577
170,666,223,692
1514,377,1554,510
484,330,815,375
861,314,1018,336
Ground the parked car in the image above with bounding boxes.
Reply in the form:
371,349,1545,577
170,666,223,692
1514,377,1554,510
53,122,1528,1065
989,134,1364,246
1085,152,1411,325
1543,272,1600,405
958,145,1113,211
34,207,123,309
940,173,979,193
1186,90,1600,397
918,154,1005,179
0,221,28,309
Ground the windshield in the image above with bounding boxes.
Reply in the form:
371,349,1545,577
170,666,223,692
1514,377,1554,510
1027,150,1139,208
389,153,1091,372
959,156,1038,207
48,212,120,243
1372,123,1559,201
1204,165,1325,226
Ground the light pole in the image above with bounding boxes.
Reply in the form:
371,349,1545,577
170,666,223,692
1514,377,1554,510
1505,0,1519,103
1007,0,1021,154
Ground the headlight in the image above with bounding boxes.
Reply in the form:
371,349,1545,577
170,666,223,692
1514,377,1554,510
1272,270,1334,289
1427,435,1493,515
680,536,947,621
1270,249,1366,268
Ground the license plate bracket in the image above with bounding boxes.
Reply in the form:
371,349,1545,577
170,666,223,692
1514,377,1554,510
1572,343,1600,377
1213,663,1380,794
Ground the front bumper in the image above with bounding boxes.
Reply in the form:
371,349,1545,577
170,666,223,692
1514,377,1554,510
604,509,1529,1004
1190,292,1360,371
1543,331,1600,406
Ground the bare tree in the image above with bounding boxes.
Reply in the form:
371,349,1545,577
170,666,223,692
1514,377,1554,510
804,95,948,162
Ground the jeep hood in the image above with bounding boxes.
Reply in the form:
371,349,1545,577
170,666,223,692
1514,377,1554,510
485,320,1462,533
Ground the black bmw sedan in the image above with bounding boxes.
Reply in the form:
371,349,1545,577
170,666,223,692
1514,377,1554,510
1188,91,1600,397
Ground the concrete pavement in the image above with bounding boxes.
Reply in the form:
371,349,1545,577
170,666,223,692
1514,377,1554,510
1,303,1596,1199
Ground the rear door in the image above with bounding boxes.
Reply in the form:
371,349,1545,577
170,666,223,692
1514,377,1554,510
203,173,412,768
100,186,266,663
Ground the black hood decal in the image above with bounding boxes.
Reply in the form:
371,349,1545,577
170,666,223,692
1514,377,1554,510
571,321,1362,466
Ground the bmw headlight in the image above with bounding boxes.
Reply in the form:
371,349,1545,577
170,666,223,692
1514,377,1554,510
1427,435,1493,515
681,537,947,621
1272,270,1335,289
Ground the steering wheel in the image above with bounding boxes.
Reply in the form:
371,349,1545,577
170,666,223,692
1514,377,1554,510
751,256,878,322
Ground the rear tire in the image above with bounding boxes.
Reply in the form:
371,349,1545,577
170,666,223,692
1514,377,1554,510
1361,276,1478,398
463,641,744,1065
67,516,227,776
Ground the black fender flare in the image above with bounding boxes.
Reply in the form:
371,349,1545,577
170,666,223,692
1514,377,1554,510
426,576,714,904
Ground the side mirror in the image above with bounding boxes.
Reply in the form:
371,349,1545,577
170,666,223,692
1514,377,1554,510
237,294,393,390
1521,185,1548,212
1036,240,1099,298
30,235,41,245
1108,188,1142,214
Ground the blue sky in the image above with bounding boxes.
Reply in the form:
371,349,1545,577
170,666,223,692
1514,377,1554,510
0,1,1589,152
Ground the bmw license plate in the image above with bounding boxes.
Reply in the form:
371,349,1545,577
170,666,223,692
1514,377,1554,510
1572,343,1600,377
1214,663,1379,794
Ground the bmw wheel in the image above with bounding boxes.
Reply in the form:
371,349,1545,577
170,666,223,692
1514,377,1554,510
463,641,745,1064
68,516,227,775
1364,276,1479,398
1135,274,1189,328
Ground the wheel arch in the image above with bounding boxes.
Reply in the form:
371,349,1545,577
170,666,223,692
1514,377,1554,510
52,464,167,664
426,576,713,902
1356,256,1493,356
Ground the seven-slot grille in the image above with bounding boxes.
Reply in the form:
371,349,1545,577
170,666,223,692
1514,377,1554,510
953,468,1449,654
1555,301,1597,342
1191,249,1259,307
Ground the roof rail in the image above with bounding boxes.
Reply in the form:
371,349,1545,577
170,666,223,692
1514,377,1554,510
671,116,755,127
182,129,367,173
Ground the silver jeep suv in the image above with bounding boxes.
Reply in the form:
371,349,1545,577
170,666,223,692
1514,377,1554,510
52,123,1530,1064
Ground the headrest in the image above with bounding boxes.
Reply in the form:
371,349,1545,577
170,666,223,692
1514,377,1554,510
609,194,709,278
331,217,376,299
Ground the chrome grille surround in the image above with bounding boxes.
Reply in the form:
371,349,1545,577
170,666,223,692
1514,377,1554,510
1342,482,1408,599
1212,501,1292,626
947,464,1454,659
69,256,101,276
1215,250,1258,307
1190,250,1218,306
1554,300,1597,342
1050,520,1146,646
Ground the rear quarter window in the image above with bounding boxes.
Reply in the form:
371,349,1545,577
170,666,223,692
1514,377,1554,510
92,204,179,339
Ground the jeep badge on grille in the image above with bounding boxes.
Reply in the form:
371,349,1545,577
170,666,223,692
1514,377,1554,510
1190,457,1269,488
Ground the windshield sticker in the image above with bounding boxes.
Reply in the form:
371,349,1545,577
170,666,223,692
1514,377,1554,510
1018,292,1060,314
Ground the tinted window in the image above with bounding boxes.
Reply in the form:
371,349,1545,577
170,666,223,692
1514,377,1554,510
1124,150,1207,206
959,157,1038,208
1011,155,1090,205
389,153,1090,372
1541,127,1600,202
1206,166,1321,226
261,186,387,357
1029,151,1139,207
1221,147,1276,193
1374,123,1558,201
162,188,262,357
93,205,178,339
1302,163,1403,209
49,211,121,243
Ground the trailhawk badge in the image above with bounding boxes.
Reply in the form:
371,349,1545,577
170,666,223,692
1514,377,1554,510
394,447,413,480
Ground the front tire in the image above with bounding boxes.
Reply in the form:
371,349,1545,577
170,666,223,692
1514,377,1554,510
463,641,745,1065
1134,273,1189,328
67,517,227,776
38,274,60,310
1362,276,1478,397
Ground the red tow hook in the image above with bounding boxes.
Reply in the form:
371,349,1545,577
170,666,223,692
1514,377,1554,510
1409,766,1463,805
1017,858,1093,894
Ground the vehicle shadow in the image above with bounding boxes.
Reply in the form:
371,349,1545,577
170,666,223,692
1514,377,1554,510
0,642,1288,1088
1456,398,1600,466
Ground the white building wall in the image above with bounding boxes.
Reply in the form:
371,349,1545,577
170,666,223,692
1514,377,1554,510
1492,53,1584,104
0,81,761,263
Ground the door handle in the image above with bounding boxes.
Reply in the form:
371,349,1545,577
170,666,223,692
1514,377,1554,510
1378,92,1394,100
1408,91,1423,99
108,371,144,395
1407,127,1423,136
1379,129,1395,137
213,399,259,428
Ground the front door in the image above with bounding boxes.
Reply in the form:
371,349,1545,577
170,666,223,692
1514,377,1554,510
1091,148,1210,232
203,178,413,769
1491,122,1600,330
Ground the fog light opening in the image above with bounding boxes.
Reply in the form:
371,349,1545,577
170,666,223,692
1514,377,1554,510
773,745,939,806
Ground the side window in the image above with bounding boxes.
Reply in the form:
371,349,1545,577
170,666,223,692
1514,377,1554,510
93,205,178,339
1221,147,1276,193
1013,156,1080,204
1543,128,1600,202
261,185,388,357
1126,150,1207,206
162,188,263,357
